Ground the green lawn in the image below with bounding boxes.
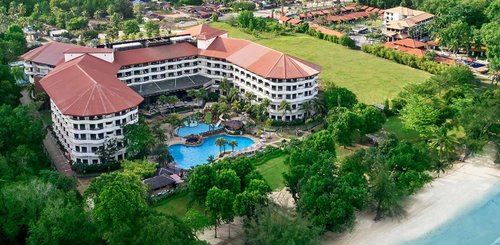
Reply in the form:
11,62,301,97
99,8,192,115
153,190,205,217
383,116,420,142
256,155,288,190
210,22,431,104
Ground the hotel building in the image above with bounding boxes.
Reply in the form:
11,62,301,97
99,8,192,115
20,24,321,164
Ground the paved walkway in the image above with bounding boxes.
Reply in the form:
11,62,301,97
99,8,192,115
44,132,74,177
20,90,74,177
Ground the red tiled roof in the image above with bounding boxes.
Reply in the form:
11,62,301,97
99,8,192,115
114,42,199,66
20,42,77,66
384,42,426,57
366,7,374,11
39,55,143,116
393,38,427,48
310,25,343,37
63,47,113,53
361,6,369,10
181,23,227,40
435,57,455,65
288,19,303,25
327,11,370,22
201,37,320,79
279,16,291,22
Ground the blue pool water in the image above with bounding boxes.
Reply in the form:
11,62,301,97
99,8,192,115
406,185,500,245
176,122,223,137
169,135,255,169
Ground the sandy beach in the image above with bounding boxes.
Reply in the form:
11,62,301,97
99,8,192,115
323,144,500,245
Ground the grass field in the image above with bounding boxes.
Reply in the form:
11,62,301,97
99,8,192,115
210,22,431,104
256,155,288,190
383,116,420,142
153,190,205,217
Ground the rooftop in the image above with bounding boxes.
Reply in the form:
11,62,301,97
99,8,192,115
39,55,143,116
20,42,77,66
181,23,227,40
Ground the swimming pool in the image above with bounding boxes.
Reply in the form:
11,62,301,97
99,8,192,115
169,135,255,169
406,184,500,245
176,122,223,137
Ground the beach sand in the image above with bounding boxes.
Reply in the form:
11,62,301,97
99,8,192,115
323,143,500,245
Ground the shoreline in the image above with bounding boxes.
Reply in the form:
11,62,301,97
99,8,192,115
323,144,500,245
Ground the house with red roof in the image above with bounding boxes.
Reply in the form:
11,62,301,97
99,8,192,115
384,38,428,57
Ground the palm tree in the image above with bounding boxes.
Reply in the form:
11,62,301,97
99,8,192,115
227,88,239,103
228,140,238,152
278,100,292,120
261,98,271,109
207,155,216,165
195,89,208,109
215,137,228,154
166,95,180,112
299,101,313,119
429,126,459,171
244,92,257,104
219,79,230,95
312,96,326,115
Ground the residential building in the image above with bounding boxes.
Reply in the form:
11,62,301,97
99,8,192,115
384,7,434,40
20,24,320,165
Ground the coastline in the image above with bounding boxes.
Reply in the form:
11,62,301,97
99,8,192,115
323,144,500,245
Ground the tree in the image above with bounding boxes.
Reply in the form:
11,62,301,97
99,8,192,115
66,16,87,30
439,20,473,54
105,13,121,40
133,212,200,245
121,159,157,178
207,155,216,165
219,79,230,95
144,20,160,37
211,13,218,22
370,161,405,221
323,85,358,110
354,103,386,134
429,126,458,166
299,100,313,118
228,140,238,152
85,172,148,244
215,169,240,194
278,100,291,119
329,110,362,147
481,22,500,73
0,179,60,241
205,187,235,238
96,138,118,167
123,19,140,35
188,164,215,202
244,206,321,245
27,196,101,245
400,94,442,137
215,137,228,154
124,122,155,159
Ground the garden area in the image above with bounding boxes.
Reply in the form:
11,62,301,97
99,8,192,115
210,22,431,104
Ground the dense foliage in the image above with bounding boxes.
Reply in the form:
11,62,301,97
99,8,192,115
361,44,449,74
188,156,271,237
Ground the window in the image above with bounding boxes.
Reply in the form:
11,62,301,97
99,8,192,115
116,129,122,135
75,146,80,152
83,159,88,164
91,147,98,153
81,147,87,153
92,159,99,164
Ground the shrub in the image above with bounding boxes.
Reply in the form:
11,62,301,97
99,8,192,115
361,44,449,74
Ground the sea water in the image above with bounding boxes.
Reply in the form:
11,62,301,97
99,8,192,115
406,184,500,245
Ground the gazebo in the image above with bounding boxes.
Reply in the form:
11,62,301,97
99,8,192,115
223,120,244,134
